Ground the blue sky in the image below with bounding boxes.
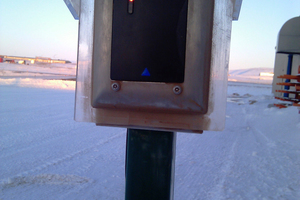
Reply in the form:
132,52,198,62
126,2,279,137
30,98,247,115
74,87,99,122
0,0,78,62
0,0,299,69
230,0,300,69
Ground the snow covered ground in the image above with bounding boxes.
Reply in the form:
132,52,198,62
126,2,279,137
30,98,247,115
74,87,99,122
0,63,76,80
0,63,300,199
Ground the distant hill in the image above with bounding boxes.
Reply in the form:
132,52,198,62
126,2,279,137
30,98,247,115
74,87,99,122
228,68,274,84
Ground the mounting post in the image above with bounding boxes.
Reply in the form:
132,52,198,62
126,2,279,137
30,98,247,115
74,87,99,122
125,129,176,200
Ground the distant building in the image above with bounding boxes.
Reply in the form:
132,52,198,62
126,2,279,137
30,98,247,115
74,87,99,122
259,72,274,77
0,55,71,64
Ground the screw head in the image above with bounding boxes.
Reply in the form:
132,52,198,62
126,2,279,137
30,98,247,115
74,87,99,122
173,86,182,95
111,83,120,91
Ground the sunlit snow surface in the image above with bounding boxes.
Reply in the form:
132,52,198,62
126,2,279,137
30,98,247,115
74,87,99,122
0,63,299,199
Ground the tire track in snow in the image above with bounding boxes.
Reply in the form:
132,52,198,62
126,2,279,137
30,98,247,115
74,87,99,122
251,126,276,148
0,115,80,156
0,122,93,159
0,132,124,186
207,135,239,199
0,112,61,129
237,101,300,199
72,130,126,176
57,135,126,200
57,149,123,200
0,99,72,129
247,126,299,198
1,174,90,188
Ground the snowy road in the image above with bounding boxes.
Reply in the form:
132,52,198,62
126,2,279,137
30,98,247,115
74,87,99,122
0,82,300,199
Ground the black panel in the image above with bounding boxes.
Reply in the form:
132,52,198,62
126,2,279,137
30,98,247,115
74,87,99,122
111,0,188,83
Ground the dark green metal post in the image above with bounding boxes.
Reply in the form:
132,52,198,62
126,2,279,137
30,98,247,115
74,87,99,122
284,54,293,97
125,129,176,200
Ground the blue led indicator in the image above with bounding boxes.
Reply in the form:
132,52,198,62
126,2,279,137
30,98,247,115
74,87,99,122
141,68,150,76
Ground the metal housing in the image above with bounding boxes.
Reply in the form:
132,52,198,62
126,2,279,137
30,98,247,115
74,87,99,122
91,0,213,114
74,0,238,133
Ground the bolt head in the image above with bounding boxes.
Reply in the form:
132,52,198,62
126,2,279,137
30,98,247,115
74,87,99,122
173,86,182,95
111,83,120,91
